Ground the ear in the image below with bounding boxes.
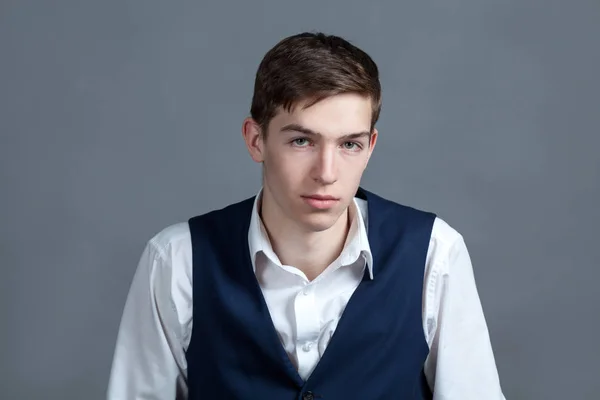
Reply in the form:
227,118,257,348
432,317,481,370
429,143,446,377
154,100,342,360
242,117,265,163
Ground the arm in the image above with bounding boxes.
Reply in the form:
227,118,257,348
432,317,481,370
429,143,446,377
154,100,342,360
424,234,506,399
106,239,189,400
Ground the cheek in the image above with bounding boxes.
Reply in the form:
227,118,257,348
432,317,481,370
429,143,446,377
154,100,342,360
266,154,300,186
280,164,306,187
341,156,368,177
272,153,309,176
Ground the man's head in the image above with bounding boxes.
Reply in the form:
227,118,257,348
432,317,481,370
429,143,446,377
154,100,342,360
242,32,381,233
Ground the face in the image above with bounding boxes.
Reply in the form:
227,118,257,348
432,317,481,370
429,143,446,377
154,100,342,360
242,93,378,233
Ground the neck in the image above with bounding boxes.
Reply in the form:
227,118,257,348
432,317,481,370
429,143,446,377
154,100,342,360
259,191,351,281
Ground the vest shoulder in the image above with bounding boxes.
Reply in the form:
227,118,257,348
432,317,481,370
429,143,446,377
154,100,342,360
368,191,465,246
188,195,255,223
364,189,437,219
380,198,466,249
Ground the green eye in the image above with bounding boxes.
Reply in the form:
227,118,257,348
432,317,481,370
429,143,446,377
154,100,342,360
343,142,361,150
292,138,310,146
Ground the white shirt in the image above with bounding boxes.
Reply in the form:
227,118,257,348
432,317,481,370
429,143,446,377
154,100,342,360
107,192,506,399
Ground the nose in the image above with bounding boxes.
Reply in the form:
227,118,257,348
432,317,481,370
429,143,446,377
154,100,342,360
311,145,337,185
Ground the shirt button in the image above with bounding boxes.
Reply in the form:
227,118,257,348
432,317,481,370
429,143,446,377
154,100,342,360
303,392,315,400
302,342,314,352
302,288,310,295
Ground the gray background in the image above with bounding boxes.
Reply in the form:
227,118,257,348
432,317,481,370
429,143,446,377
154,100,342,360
1,0,598,399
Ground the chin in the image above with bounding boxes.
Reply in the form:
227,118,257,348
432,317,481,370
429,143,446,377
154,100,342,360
296,211,342,233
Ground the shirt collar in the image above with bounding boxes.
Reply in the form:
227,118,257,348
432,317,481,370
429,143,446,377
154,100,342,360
248,188,374,279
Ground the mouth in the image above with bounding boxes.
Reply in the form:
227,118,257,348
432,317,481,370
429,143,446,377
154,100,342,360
303,194,339,201
301,195,340,209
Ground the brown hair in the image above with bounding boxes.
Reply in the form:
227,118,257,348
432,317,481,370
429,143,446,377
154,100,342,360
250,32,382,135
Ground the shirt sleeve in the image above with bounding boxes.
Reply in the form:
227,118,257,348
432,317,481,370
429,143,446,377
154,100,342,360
106,239,189,400
424,235,506,399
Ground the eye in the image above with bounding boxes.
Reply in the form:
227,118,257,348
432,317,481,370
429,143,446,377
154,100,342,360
292,138,311,147
342,141,362,151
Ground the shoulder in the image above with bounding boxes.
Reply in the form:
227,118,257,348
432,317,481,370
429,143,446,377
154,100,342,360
426,216,473,285
133,222,194,303
145,222,192,262
365,189,459,233
361,188,466,262
360,188,436,222
431,216,464,251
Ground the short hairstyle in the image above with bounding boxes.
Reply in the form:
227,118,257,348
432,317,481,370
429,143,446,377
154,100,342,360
250,32,382,135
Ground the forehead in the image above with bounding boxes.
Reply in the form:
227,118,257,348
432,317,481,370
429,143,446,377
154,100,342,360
270,93,372,136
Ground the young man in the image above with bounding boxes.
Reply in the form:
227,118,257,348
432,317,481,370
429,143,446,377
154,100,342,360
107,32,505,399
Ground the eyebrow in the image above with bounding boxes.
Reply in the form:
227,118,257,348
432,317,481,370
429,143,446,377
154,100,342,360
280,123,371,141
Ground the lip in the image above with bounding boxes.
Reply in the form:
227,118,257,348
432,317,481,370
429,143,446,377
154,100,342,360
301,195,340,209
303,195,339,201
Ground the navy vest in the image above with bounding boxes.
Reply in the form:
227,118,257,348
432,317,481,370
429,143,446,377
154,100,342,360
186,188,436,399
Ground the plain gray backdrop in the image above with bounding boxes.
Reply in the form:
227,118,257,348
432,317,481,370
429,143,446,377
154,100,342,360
1,1,599,399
